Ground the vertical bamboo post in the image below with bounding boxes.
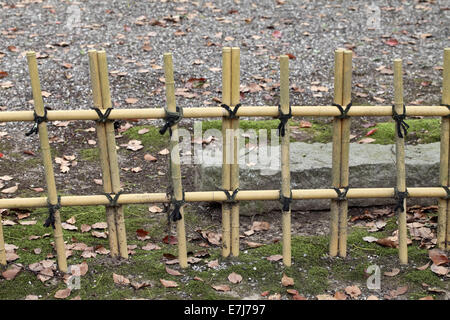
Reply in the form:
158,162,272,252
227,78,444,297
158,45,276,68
394,59,408,265
97,51,128,259
88,50,119,258
329,49,344,257
0,214,5,265
163,53,188,268
280,55,291,266
338,50,352,258
26,52,68,273
230,47,240,257
221,47,232,257
442,48,450,250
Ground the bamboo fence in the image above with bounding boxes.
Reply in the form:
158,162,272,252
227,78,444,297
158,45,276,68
0,47,449,272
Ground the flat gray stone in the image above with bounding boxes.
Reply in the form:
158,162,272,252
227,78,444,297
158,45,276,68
195,140,440,214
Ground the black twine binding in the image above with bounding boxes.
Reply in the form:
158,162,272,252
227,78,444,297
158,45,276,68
159,106,183,136
104,191,123,207
91,107,121,130
218,187,240,204
332,101,352,119
333,186,350,201
221,103,241,119
25,108,48,136
392,104,409,138
166,190,185,222
279,190,293,212
394,187,409,212
44,195,61,229
442,186,450,200
277,105,292,137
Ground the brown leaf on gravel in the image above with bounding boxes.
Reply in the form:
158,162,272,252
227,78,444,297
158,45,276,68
2,265,21,280
376,238,397,248
268,293,281,300
131,280,153,290
212,284,230,292
417,262,430,271
267,254,283,262
430,264,448,276
286,289,298,295
187,257,202,264
91,222,107,229
113,273,130,286
125,98,139,104
228,272,242,284
384,268,400,277
193,276,204,282
428,249,448,266
1,184,18,194
6,252,19,262
316,294,336,300
208,259,219,269
251,221,270,231
54,288,71,299
91,231,107,239
165,266,182,276
281,274,294,287
80,224,91,233
95,246,110,255
61,223,77,231
25,295,39,300
367,295,379,300
293,294,307,300
148,205,163,213
299,120,312,128
419,296,434,300
345,285,362,298
142,243,161,251
144,154,157,162
390,285,408,298
245,241,264,248
160,279,178,288
334,291,347,300
66,216,76,224
136,229,150,240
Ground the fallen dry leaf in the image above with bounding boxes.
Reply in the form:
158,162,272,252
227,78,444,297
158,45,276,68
281,274,294,287
91,222,107,229
91,231,107,239
2,265,21,280
160,279,178,288
165,266,182,276
367,295,379,300
251,221,270,231
345,285,362,299
390,285,408,298
113,273,130,285
54,288,71,299
267,254,283,262
142,243,161,251
384,268,400,277
428,249,448,266
430,264,448,276
316,294,336,300
228,272,243,284
212,284,230,292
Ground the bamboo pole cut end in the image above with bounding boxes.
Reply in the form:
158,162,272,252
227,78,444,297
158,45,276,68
26,51,36,58
222,47,231,52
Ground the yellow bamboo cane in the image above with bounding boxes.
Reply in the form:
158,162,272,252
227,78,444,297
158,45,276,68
163,53,188,268
280,55,291,266
338,50,352,258
230,47,241,257
329,49,344,257
97,51,128,259
0,214,5,265
88,50,120,258
221,47,232,257
393,59,408,265
443,48,450,250
26,52,68,273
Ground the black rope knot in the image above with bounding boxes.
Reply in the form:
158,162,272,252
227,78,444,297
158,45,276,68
279,190,293,212
104,191,123,207
26,108,48,136
44,195,61,229
277,104,292,137
91,107,121,130
332,101,352,119
218,187,240,204
221,103,241,119
394,187,409,212
159,106,183,136
441,186,450,200
166,191,185,222
333,186,350,201
392,104,409,138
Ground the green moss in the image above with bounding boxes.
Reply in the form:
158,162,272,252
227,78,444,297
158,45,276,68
297,121,333,143
80,148,99,161
402,270,444,288
369,118,440,144
123,125,167,153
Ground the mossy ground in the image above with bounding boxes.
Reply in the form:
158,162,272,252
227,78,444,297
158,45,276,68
0,202,447,300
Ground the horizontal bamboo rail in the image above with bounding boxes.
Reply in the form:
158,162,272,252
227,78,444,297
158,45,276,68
0,187,448,209
1,105,449,122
